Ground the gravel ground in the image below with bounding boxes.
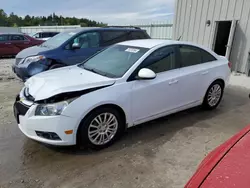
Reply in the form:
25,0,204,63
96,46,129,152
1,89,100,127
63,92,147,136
0,58,250,188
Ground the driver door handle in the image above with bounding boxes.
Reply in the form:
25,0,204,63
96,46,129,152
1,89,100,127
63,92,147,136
201,71,209,75
169,79,179,85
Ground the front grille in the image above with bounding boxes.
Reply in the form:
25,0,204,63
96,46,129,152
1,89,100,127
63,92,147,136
15,102,29,116
15,58,23,65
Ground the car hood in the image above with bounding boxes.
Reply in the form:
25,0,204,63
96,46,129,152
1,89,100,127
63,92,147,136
16,45,51,59
185,125,250,188
24,66,116,101
201,129,250,188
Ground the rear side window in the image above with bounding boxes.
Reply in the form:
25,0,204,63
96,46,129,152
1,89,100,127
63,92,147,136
179,45,202,67
101,31,128,46
179,45,217,67
0,35,9,42
201,50,217,62
50,32,58,37
128,31,149,39
10,35,25,41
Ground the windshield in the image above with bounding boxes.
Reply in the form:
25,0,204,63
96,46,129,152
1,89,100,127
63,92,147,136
79,45,149,78
40,31,76,48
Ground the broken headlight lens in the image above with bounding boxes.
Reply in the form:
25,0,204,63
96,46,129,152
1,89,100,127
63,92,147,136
35,98,76,116
22,55,46,64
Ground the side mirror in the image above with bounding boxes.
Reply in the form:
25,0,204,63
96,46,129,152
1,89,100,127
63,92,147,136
137,68,156,80
72,43,81,50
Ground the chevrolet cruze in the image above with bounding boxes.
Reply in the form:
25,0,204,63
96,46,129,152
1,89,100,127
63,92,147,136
13,39,231,149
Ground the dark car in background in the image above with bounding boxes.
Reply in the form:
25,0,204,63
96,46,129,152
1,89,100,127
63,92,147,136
32,31,59,41
0,33,44,57
12,26,150,81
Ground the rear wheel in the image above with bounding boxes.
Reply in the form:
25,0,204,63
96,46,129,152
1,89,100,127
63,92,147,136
203,81,224,110
78,107,125,150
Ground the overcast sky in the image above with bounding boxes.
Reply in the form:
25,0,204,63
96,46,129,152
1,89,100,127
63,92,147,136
2,0,175,24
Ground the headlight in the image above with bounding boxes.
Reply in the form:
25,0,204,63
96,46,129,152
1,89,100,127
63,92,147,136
35,98,76,116
22,55,45,64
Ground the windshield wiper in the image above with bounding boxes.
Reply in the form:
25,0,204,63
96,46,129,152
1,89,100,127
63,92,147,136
83,65,116,78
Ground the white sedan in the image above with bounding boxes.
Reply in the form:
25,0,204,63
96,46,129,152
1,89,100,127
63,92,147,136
14,39,231,149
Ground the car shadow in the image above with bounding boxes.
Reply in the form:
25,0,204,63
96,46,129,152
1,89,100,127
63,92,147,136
21,85,250,158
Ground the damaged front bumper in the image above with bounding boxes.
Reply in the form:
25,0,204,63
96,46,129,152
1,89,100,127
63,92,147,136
14,92,78,146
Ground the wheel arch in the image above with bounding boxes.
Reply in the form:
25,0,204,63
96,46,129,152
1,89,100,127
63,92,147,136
209,78,225,89
76,103,127,144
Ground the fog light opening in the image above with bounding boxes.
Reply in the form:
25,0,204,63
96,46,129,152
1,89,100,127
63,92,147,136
35,131,61,140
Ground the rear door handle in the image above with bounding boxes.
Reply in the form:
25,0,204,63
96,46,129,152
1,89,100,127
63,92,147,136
201,71,209,75
169,79,179,85
5,43,11,45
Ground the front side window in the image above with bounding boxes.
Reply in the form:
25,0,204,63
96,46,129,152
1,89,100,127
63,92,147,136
10,35,25,41
72,32,100,48
41,31,76,48
79,45,149,78
0,35,9,42
142,46,177,73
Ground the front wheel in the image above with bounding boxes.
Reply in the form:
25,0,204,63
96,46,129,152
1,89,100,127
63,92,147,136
78,107,125,150
203,81,224,110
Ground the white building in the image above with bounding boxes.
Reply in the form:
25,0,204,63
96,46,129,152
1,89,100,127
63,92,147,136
173,0,250,75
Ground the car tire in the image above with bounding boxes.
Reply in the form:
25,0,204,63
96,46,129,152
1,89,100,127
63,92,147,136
78,107,125,150
49,64,64,70
202,80,224,110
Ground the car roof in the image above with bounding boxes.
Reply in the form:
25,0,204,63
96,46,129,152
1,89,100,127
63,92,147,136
118,39,204,49
64,27,145,34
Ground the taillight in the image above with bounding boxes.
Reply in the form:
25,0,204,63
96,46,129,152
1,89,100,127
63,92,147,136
228,62,232,69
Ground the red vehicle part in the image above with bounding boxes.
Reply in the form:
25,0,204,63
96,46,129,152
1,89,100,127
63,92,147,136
0,34,43,57
185,125,250,188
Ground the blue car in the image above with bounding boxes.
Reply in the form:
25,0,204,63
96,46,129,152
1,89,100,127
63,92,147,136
12,27,150,81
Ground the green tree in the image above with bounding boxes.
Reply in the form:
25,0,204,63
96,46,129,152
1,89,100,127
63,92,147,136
0,9,107,27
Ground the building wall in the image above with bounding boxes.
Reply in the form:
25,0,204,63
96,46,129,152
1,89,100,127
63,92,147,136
0,27,20,33
174,0,250,74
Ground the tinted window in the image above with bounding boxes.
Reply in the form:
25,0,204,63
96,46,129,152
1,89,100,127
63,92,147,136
201,50,217,62
129,31,148,39
33,33,40,38
101,31,128,46
50,32,59,37
179,45,202,67
79,45,149,78
10,35,25,41
42,33,50,38
0,35,9,42
142,46,177,73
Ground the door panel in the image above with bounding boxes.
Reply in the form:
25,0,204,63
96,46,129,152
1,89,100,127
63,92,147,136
131,69,181,123
178,64,210,106
177,45,218,106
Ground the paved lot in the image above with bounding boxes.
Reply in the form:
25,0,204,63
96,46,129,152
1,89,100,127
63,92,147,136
0,58,250,188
